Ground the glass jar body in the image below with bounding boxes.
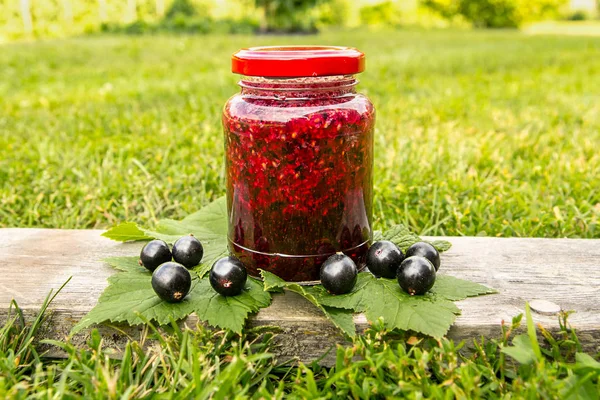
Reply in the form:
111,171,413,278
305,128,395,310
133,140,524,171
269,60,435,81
222,76,375,282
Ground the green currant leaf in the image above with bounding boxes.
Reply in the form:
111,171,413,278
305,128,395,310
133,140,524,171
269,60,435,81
192,277,271,333
103,197,229,278
312,273,495,339
382,224,421,250
151,196,228,240
71,268,198,334
372,230,383,241
145,198,228,277
102,256,144,273
194,248,229,278
261,270,355,338
428,239,452,252
382,223,452,252
361,278,460,338
430,275,497,301
102,222,152,242
72,256,271,335
310,273,374,311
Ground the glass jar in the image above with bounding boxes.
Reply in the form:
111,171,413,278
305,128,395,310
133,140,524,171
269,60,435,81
223,46,375,282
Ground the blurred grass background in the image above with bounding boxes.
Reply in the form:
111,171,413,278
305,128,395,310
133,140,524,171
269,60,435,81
1,0,599,40
1,29,598,237
0,0,599,238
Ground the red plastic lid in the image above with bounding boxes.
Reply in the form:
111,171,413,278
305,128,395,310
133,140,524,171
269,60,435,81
232,46,365,77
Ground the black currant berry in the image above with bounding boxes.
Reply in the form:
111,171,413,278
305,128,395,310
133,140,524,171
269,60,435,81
151,262,192,303
172,235,204,269
209,256,247,296
405,242,441,271
366,240,404,279
320,253,358,295
140,239,172,272
397,256,436,296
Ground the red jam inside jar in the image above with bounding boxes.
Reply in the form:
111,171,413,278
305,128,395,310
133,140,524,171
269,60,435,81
223,46,375,282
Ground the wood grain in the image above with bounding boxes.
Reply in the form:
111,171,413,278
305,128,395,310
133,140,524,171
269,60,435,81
1,228,599,365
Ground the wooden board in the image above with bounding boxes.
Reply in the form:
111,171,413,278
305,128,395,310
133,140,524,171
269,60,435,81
1,228,599,364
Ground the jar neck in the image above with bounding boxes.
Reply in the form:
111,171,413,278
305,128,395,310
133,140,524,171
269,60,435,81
238,75,357,99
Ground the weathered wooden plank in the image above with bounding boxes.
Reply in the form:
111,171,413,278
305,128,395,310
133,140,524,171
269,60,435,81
1,228,599,364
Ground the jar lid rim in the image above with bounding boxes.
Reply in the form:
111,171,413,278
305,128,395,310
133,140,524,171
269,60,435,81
232,46,365,77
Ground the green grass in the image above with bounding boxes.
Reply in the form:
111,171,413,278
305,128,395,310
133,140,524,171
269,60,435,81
1,29,599,237
1,293,598,399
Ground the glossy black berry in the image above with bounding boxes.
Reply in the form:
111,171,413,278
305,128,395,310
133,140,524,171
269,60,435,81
397,256,436,296
151,262,192,303
320,253,357,295
140,239,172,272
172,235,204,269
405,242,441,271
366,240,404,279
209,256,247,296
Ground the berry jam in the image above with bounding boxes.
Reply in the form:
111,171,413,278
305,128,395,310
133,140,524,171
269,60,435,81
224,47,374,282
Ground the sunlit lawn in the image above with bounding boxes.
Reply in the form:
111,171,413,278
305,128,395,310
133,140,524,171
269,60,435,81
1,29,599,238
525,20,600,36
